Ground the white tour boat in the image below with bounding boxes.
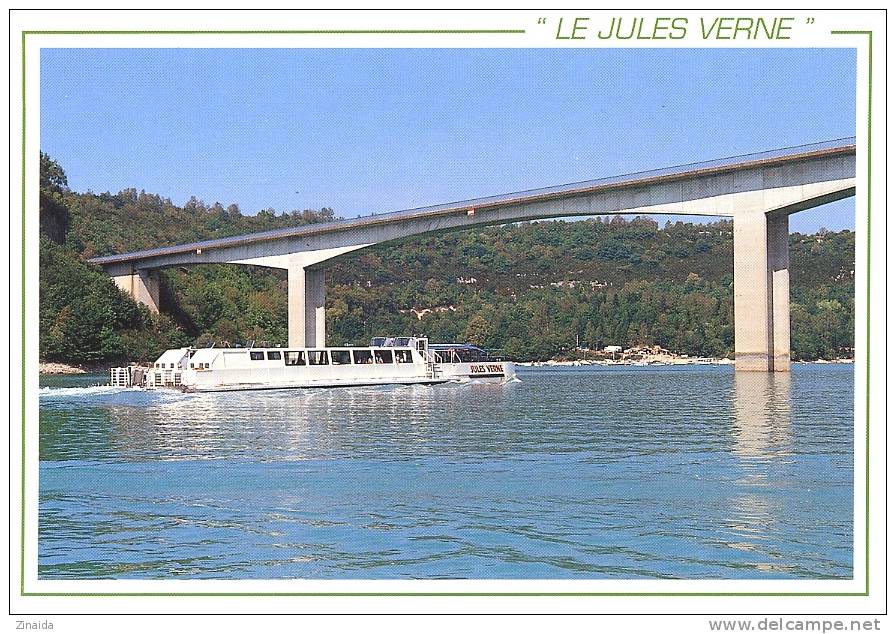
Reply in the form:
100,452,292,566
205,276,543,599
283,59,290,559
110,336,515,392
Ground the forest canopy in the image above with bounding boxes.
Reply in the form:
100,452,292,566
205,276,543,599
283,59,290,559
38,154,855,364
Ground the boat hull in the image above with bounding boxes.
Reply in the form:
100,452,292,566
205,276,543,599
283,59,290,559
182,377,448,393
439,361,516,382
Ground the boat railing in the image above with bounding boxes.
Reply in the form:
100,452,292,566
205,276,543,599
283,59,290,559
432,350,461,364
110,365,147,388
110,367,131,387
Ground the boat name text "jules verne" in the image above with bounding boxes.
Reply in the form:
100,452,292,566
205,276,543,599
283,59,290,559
471,364,503,374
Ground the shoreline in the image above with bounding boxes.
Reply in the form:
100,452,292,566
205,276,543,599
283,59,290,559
39,357,855,375
516,357,855,368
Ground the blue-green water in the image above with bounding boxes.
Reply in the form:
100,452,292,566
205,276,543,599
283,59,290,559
38,364,854,579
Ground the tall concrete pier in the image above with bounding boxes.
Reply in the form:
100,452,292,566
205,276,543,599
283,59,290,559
90,139,856,371
288,265,326,349
733,211,790,372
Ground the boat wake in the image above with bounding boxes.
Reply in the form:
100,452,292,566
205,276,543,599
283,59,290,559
39,385,189,405
39,385,139,398
446,375,522,386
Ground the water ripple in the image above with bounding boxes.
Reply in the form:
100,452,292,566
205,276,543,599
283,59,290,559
38,364,854,579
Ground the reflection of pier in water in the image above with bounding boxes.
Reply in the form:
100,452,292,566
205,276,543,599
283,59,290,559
731,371,793,459
722,372,805,575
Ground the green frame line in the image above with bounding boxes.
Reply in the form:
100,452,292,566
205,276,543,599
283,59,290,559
23,29,526,35
19,29,873,598
831,28,874,600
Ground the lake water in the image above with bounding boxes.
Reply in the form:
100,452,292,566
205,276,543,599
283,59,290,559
38,364,854,580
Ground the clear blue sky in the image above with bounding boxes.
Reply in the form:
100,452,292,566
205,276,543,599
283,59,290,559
40,48,856,233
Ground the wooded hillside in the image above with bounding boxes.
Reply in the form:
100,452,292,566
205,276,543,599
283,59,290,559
39,154,855,363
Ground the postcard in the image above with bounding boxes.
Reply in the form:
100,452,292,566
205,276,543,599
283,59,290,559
9,8,888,628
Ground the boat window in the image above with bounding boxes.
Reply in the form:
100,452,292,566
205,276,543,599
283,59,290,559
267,351,282,361
308,350,329,365
204,363,210,369
250,351,265,361
285,351,306,366
395,349,413,364
459,348,487,362
370,337,386,347
374,349,394,364
395,337,411,347
331,350,351,365
352,349,373,364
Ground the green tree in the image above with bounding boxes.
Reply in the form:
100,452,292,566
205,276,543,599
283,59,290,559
39,152,70,244
463,314,493,347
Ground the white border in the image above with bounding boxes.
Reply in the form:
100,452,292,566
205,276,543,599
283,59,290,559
9,8,887,617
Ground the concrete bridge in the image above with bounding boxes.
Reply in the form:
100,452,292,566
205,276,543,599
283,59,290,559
90,139,856,372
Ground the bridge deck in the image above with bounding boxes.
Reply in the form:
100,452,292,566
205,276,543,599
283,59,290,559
89,138,856,266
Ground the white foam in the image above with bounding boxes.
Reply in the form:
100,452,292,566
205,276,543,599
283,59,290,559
39,385,142,398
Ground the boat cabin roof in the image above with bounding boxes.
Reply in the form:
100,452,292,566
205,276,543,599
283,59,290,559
189,348,222,364
429,343,485,351
154,348,191,365
160,344,420,366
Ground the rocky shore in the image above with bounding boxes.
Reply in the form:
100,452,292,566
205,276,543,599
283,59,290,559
39,361,115,375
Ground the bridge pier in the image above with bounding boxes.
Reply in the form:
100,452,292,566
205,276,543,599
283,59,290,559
288,264,326,348
111,268,160,314
733,210,790,372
